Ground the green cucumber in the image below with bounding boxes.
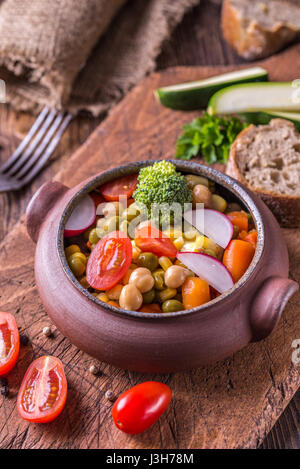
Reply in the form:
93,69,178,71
240,111,300,131
208,82,300,115
155,67,268,111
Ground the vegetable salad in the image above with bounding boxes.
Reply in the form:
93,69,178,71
64,161,257,313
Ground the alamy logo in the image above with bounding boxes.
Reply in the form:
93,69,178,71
0,79,5,103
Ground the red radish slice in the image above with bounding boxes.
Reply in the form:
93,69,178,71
177,251,234,294
64,195,96,238
183,208,233,249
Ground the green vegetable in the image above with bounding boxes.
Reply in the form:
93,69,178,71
175,113,247,164
133,161,192,226
155,67,268,111
240,111,300,132
208,82,300,115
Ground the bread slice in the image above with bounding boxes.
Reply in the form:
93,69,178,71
221,0,300,60
226,119,300,227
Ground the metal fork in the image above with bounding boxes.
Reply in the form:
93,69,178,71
0,107,72,192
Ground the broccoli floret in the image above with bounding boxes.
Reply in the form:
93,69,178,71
133,161,192,227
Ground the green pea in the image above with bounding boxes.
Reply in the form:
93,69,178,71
104,216,120,233
89,228,100,245
137,252,159,272
142,289,155,304
156,288,177,303
69,257,86,277
162,299,184,313
153,269,165,291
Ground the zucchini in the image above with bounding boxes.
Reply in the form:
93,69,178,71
155,67,268,111
208,82,300,115
240,111,300,132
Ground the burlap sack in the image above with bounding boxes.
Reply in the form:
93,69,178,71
0,0,200,115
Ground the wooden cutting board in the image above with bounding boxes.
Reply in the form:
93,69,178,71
1,45,300,449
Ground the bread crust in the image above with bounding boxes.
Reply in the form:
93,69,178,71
221,0,300,60
226,120,300,228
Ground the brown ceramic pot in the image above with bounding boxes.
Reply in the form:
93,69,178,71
26,161,299,373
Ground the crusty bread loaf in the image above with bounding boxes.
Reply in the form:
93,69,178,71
226,119,300,227
221,0,300,60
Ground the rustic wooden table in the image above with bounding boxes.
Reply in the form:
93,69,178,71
0,0,299,449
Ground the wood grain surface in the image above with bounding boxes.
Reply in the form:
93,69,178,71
0,0,299,449
1,40,300,448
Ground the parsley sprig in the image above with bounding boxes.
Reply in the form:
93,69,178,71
175,113,247,164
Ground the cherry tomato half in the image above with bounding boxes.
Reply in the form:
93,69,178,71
135,225,177,258
100,174,138,201
17,356,67,423
0,312,20,376
86,231,132,290
112,381,172,434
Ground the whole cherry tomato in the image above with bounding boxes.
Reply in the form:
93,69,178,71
112,381,172,434
17,356,67,423
101,174,138,201
86,231,132,290
135,225,177,258
0,311,20,376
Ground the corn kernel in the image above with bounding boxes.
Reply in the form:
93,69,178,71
175,259,188,269
97,292,109,303
131,240,141,260
173,236,185,250
183,229,198,241
163,228,182,241
106,284,123,300
158,256,173,271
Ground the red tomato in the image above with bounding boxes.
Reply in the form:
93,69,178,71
135,225,177,258
0,312,20,376
86,231,132,290
112,381,172,434
17,356,67,423
100,174,138,201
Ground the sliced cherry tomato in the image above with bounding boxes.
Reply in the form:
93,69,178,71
86,231,132,290
17,356,67,423
135,225,177,258
112,381,172,434
0,312,20,376
100,174,138,201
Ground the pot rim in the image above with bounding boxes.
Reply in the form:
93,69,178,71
57,160,265,319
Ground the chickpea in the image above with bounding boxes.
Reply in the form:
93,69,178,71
164,265,189,289
119,284,143,311
192,184,212,208
129,267,154,293
185,174,209,189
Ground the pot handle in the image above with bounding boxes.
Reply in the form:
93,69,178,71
26,181,69,243
250,276,299,342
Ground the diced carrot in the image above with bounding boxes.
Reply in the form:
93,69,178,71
107,301,119,308
223,240,255,283
86,241,92,250
238,229,257,249
182,277,211,309
227,211,248,232
139,304,162,314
